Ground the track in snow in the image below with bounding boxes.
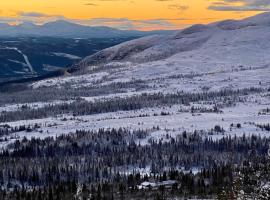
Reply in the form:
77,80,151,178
0,46,36,73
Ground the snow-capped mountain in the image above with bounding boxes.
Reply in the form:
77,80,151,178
78,11,270,69
0,20,174,38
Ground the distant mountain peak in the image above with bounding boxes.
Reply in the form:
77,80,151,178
17,21,38,28
44,20,81,27
0,23,11,28
0,20,174,38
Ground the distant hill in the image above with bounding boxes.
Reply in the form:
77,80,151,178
0,20,176,38
77,12,270,70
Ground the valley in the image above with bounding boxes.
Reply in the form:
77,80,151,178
0,37,137,83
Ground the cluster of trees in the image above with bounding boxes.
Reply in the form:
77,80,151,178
0,165,233,200
259,107,270,115
0,87,263,123
0,78,147,106
256,123,270,132
219,158,270,199
190,105,222,114
0,128,268,198
0,124,39,138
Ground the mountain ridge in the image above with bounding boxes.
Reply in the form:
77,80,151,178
76,11,270,69
0,20,176,38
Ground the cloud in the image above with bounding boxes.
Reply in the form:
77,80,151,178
0,16,20,24
18,12,50,18
3,11,65,24
74,17,188,30
168,4,189,12
208,0,270,11
84,3,99,6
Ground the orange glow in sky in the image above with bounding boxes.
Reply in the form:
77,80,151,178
0,0,264,30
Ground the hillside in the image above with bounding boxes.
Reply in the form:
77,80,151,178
65,12,270,94
79,12,270,68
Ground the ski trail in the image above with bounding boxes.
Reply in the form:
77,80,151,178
0,46,35,73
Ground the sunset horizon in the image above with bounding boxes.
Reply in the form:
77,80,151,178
0,1,266,30
1,1,270,199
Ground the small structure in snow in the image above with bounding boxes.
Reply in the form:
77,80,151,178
138,180,177,190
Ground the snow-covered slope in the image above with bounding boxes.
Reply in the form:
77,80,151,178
78,12,270,68
29,12,270,93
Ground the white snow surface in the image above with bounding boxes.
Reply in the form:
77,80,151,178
80,12,270,69
0,46,35,73
1,92,269,149
1,12,270,148
31,71,109,89
52,52,81,60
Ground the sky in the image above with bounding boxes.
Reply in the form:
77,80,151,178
0,0,268,30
